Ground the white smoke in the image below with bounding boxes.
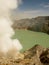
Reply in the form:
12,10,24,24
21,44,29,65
0,0,22,54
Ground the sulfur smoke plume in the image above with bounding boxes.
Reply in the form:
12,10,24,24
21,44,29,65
0,0,22,54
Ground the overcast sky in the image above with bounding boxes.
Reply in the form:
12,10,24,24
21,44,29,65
13,0,49,20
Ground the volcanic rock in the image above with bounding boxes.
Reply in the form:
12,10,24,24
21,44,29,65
0,44,49,65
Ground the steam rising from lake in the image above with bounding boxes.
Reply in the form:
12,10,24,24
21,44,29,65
0,0,22,54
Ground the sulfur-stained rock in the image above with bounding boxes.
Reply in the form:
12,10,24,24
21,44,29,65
24,44,46,59
0,44,49,65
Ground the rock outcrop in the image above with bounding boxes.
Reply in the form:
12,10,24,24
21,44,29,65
0,44,49,65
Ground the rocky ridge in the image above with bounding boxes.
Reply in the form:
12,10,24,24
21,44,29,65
0,44,49,65
13,16,49,34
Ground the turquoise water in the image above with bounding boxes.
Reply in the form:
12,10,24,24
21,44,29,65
13,30,49,51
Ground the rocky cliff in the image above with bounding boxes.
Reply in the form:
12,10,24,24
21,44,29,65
13,16,49,34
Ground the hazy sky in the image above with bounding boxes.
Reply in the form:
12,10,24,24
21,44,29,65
13,0,49,20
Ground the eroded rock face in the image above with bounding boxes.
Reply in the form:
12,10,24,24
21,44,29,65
40,48,49,64
24,44,46,59
0,44,49,65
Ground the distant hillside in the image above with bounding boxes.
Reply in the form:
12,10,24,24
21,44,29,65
12,16,49,34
